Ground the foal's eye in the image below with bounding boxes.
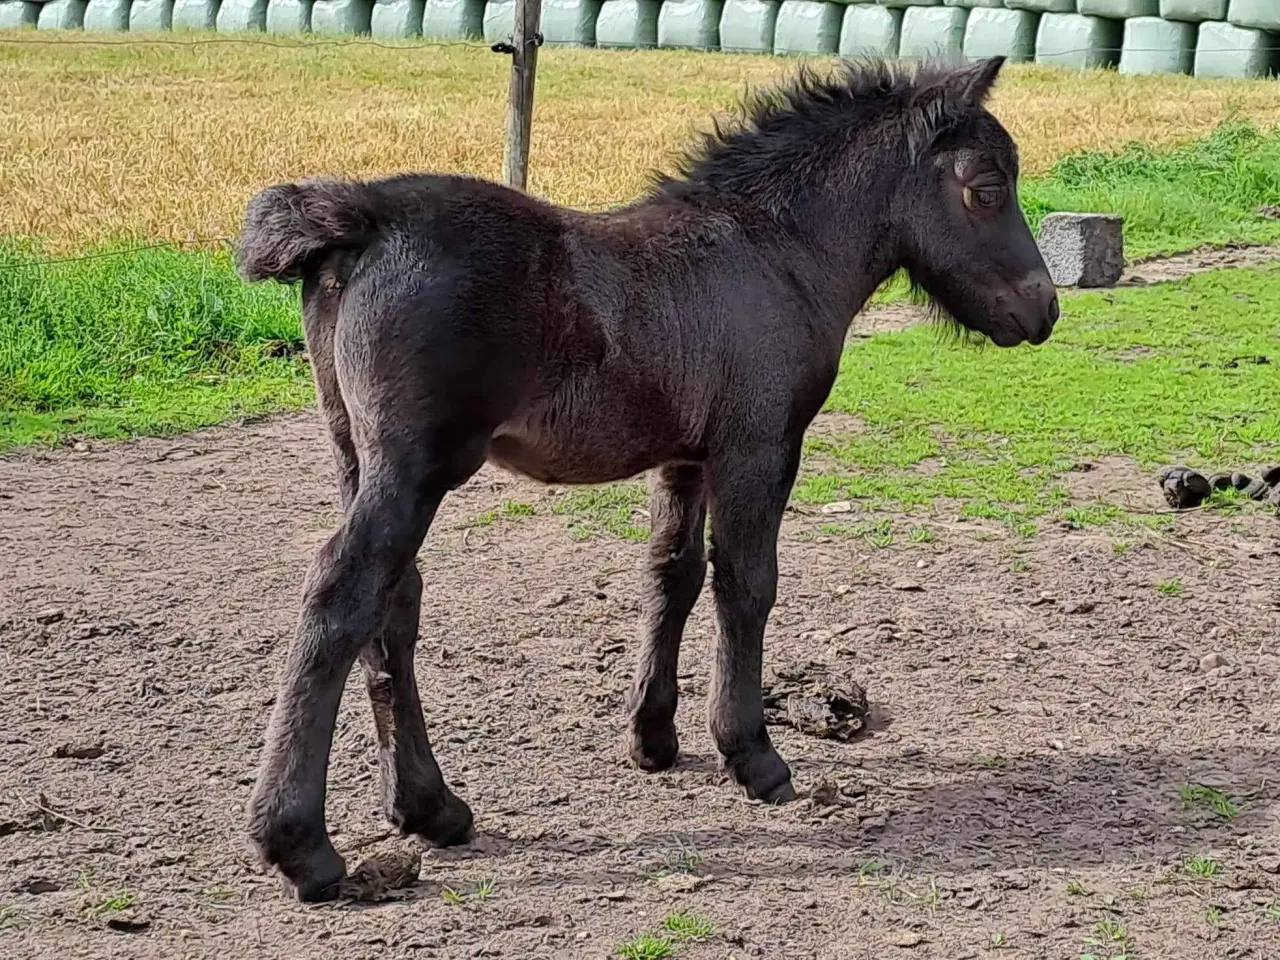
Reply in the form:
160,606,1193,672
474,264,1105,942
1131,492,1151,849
963,185,1004,211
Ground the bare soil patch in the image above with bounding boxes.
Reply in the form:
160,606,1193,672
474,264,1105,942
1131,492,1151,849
1,412,1277,959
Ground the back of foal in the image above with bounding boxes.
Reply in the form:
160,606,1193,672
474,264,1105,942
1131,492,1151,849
236,56,1058,901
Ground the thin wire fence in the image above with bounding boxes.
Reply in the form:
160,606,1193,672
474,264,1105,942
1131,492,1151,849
0,31,1269,56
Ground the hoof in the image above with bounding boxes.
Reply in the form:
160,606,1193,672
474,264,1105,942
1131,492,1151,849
725,749,794,805
629,722,680,773
254,835,346,903
398,791,475,849
754,779,797,805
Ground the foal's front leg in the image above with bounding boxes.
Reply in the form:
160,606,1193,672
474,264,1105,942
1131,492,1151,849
626,464,708,771
705,450,798,803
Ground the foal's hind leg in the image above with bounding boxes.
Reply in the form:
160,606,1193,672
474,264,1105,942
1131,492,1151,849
705,448,799,803
247,439,483,901
309,307,473,851
626,464,707,771
358,567,473,845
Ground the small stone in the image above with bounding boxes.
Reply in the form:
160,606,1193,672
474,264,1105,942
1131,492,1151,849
1025,638,1045,651
1063,600,1096,615
34,608,64,625
53,741,105,760
15,877,60,895
73,441,89,453
820,501,854,515
835,584,853,597
655,873,706,893
892,932,925,948
901,746,923,759
535,591,569,610
1038,212,1124,288
105,912,151,933
1048,739,1065,751
1199,653,1229,673
891,580,924,593
1258,857,1280,875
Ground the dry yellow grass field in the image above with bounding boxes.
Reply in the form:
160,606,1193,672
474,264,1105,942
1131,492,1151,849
3,31,1280,248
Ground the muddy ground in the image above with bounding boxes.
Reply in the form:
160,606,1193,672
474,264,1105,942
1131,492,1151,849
1,406,1277,960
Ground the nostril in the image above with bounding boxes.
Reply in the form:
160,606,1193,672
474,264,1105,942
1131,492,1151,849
1047,294,1060,327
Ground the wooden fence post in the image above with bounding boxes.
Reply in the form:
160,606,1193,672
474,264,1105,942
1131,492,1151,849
501,0,543,191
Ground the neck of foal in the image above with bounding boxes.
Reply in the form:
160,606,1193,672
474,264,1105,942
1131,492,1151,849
736,143,908,335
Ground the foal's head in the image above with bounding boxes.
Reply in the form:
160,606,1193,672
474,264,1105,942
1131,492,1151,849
663,57,1058,348
888,57,1058,347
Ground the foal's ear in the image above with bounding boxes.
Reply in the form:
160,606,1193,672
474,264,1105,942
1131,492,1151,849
953,56,1005,104
912,56,1005,113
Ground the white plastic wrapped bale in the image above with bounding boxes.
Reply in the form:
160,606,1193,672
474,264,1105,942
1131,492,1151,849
943,0,1003,8
718,0,777,54
422,0,482,38
130,0,172,28
0,1,41,26
482,0,511,40
38,0,88,27
311,0,371,31
1227,0,1280,32
1006,0,1074,12
370,0,422,35
596,0,659,45
838,3,900,57
878,0,937,6
1194,19,1276,77
1077,0,1156,15
1159,0,1226,20
962,8,1039,62
84,0,132,30
1035,12,1122,68
266,0,309,30
657,0,722,49
173,0,220,28
217,0,267,29
1118,15,1195,73
898,5,966,58
772,0,840,54
541,0,601,46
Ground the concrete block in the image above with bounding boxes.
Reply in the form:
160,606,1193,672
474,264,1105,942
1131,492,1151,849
1038,212,1124,288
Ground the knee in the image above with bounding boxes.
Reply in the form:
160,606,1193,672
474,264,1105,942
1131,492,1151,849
710,561,776,618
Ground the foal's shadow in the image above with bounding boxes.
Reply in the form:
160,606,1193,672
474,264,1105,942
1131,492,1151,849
504,743,1280,888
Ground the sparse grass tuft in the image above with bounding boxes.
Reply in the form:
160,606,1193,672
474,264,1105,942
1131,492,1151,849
616,933,676,960
1183,856,1220,879
1205,904,1223,928
1177,784,1239,820
662,912,715,941
617,911,715,958
551,483,648,541
1066,879,1090,897
1157,579,1184,596
83,890,137,917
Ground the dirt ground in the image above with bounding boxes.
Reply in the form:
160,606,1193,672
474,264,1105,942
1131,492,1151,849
1,406,1277,960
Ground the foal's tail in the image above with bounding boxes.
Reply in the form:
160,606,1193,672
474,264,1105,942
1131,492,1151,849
235,179,379,284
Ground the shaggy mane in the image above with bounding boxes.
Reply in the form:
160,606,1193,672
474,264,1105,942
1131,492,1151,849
653,58,990,203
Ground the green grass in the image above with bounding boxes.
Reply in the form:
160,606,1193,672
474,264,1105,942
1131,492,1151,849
1177,784,1239,820
616,912,716,959
0,242,307,448
1022,120,1280,260
805,265,1280,529
1183,855,1221,879
4,124,1280,545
